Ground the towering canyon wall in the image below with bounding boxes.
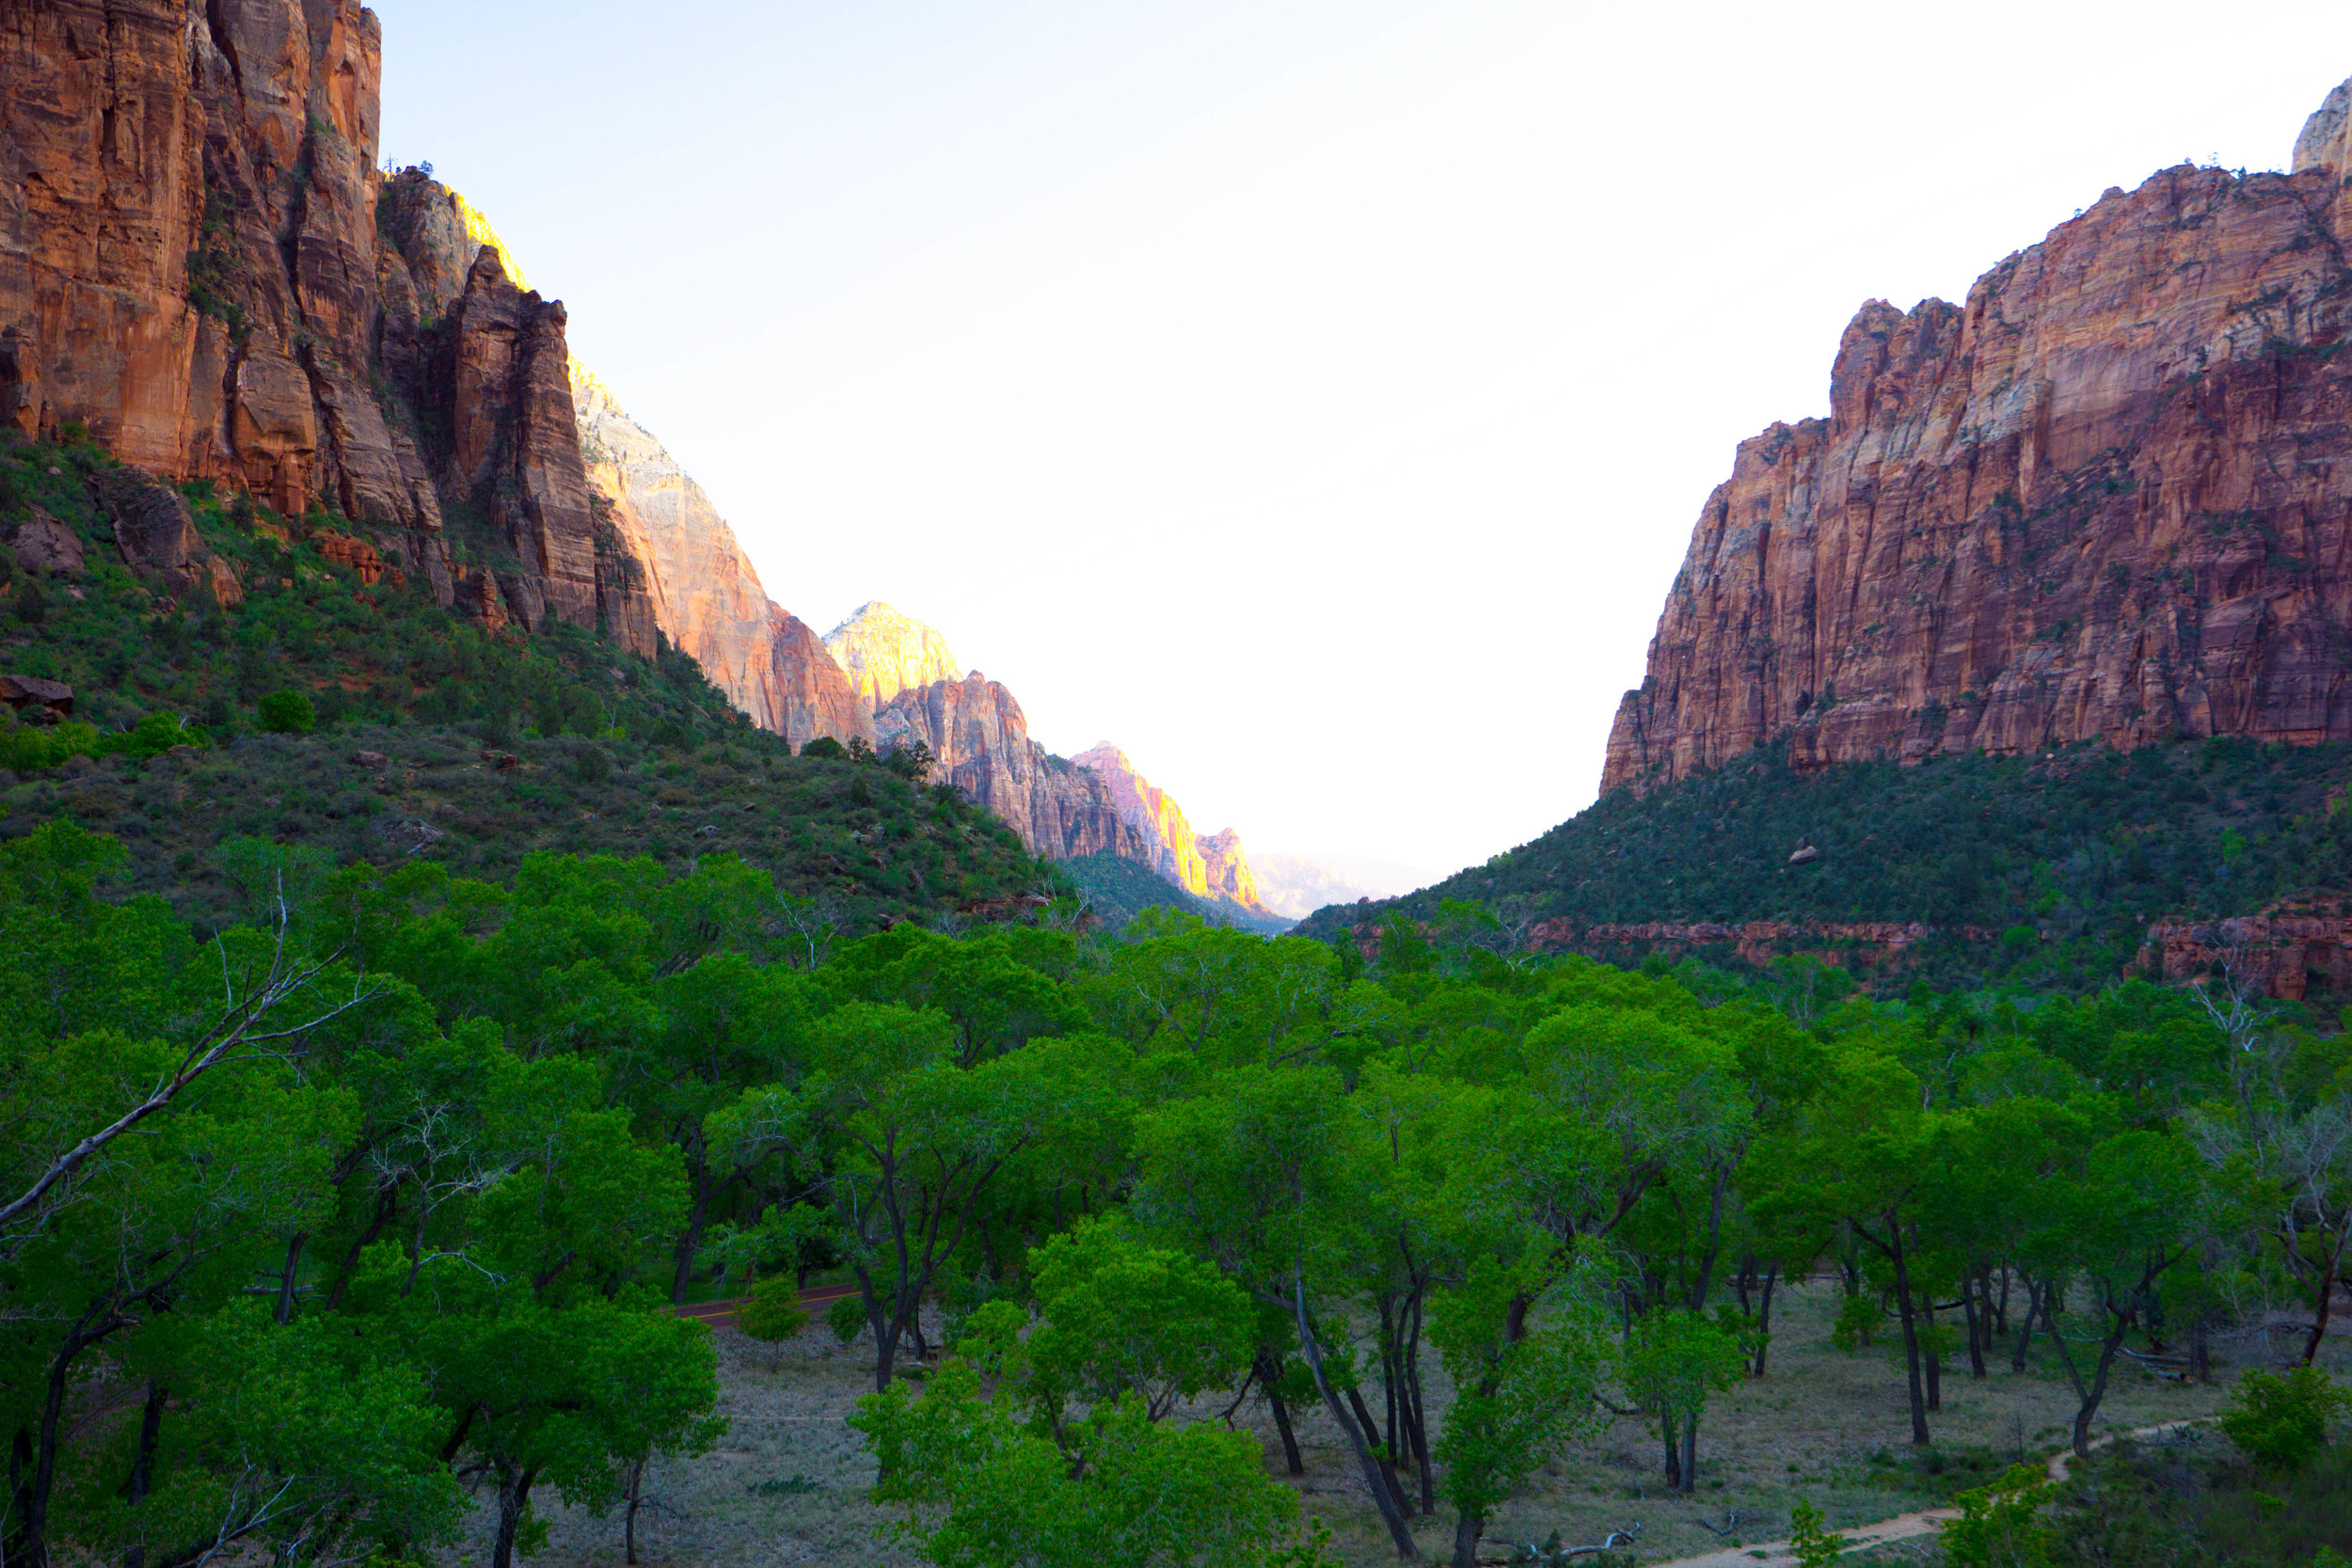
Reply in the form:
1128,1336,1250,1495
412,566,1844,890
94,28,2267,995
875,674,1146,861
0,0,653,646
1072,743,1275,916
570,365,868,748
1604,79,2352,795
0,0,870,744
824,602,962,707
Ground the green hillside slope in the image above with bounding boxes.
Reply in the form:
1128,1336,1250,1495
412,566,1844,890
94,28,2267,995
0,431,1044,932
1058,851,1292,935
1296,736,2352,992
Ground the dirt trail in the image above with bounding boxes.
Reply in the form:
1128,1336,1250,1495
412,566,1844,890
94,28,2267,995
1641,1419,2215,1567
666,1281,860,1334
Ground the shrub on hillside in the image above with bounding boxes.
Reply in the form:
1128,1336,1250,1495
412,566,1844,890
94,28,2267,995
258,689,314,735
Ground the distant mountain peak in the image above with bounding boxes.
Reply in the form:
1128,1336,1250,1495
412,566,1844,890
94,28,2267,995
824,602,962,709
1073,745,1275,918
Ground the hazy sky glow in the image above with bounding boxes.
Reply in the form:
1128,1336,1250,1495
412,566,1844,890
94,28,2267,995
377,1,2352,877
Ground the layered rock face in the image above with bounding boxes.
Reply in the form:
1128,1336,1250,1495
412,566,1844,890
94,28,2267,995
1072,744,1277,917
0,2,654,645
823,602,962,707
1605,79,2352,795
569,363,866,743
2,2,444,564
876,675,1146,860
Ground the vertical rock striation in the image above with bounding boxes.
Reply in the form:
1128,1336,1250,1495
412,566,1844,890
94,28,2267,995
1605,79,2352,796
876,674,1145,860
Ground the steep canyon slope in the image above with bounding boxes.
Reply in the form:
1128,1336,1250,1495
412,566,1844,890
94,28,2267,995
569,366,869,749
1604,79,2352,795
0,0,1278,898
0,0,871,750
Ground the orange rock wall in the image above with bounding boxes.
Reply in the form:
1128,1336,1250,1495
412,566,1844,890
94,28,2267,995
1606,96,2352,795
2137,895,2352,1001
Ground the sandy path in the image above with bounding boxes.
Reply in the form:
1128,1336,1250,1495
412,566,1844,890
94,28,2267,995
1640,1419,2215,1567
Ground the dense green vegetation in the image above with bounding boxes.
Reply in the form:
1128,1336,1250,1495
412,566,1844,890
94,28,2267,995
1300,737,2352,995
1061,850,1292,935
5,426,2347,1567
4,804,2347,1567
0,429,1049,935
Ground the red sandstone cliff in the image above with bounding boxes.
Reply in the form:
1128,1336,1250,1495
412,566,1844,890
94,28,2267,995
875,674,1146,861
1072,743,1277,917
1605,79,2352,796
569,364,868,748
0,1,658,646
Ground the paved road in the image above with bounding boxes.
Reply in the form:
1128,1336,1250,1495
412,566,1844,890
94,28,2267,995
667,1281,861,1335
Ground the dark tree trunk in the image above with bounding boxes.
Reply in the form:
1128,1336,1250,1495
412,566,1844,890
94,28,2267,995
2012,1277,2043,1372
670,1164,711,1305
491,1463,542,1568
1888,1227,1931,1445
1258,1352,1305,1475
1406,1291,1436,1512
1451,1509,1485,1568
1921,1297,1943,1412
1679,1416,1699,1496
1688,1166,1730,1310
2190,1311,2214,1385
323,1183,401,1309
623,1457,644,1565
1660,1410,1682,1490
1295,1281,1420,1559
2300,1233,2346,1366
1962,1275,1987,1379
1994,1266,2010,1336
124,1379,166,1568
1752,1262,1778,1377
274,1231,307,1325
2042,1291,2128,1460
1346,1383,1416,1518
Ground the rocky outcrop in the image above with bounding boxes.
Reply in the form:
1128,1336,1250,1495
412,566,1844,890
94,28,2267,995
90,467,220,599
1072,743,1277,916
877,675,1145,860
1605,77,2352,796
2138,895,2352,1001
1194,828,1271,913
569,362,868,745
8,508,84,576
823,603,962,708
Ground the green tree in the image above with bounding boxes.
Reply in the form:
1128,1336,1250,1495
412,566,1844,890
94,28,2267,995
1620,1308,1748,1492
258,688,315,734
1024,1219,1257,1423
851,1357,1316,1568
2218,1367,2350,1475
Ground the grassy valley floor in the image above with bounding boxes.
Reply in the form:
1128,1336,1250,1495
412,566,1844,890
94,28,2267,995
480,1282,2344,1567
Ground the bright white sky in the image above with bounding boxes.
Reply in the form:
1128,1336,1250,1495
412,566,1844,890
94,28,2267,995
376,0,2352,879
